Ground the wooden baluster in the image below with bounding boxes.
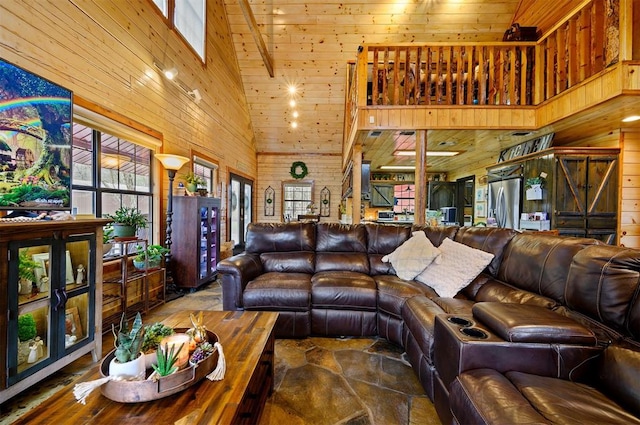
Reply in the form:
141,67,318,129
488,46,495,104
436,47,443,104
509,46,516,105
578,7,591,82
393,47,400,105
372,48,379,106
498,47,505,105
415,47,422,105
520,47,527,105
590,0,605,74
425,47,432,105
478,46,486,105
445,47,453,105
546,35,556,99
556,23,567,93
454,46,462,105
568,17,578,88
383,48,390,105
466,45,474,105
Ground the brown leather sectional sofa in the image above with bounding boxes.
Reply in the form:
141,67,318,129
217,222,640,424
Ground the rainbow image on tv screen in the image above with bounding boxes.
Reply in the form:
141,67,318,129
0,58,72,211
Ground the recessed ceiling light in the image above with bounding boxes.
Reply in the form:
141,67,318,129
292,111,299,118
288,85,297,95
622,115,640,123
289,100,296,107
291,121,298,128
380,165,416,170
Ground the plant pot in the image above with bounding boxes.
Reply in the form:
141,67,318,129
525,184,543,201
18,278,33,295
103,242,113,255
133,259,161,270
186,183,197,193
112,224,136,239
108,352,146,379
144,351,157,369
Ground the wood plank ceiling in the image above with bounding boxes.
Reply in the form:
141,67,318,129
222,0,599,174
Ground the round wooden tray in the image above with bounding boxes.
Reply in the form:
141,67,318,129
99,328,219,403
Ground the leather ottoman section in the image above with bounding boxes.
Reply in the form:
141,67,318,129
403,327,436,400
433,314,604,392
273,311,311,338
449,369,551,425
378,312,403,346
376,275,437,318
401,296,446,360
311,309,377,336
472,302,597,345
311,271,377,309
243,272,311,310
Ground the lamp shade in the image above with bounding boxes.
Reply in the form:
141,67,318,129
156,154,189,171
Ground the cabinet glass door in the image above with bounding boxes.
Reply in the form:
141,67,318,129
9,243,53,385
200,206,208,279
208,205,218,276
63,238,94,350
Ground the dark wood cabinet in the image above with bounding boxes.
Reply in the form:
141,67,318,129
428,181,456,210
370,184,394,207
554,152,618,242
172,196,221,289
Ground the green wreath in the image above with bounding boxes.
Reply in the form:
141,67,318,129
290,161,308,179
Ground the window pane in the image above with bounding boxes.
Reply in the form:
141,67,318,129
72,190,95,215
151,0,168,16
71,123,94,187
174,0,205,59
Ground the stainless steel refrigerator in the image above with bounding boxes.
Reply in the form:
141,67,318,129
488,175,522,229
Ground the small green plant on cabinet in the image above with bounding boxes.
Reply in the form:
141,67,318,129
103,225,115,244
525,176,545,189
184,172,205,187
141,322,175,353
112,312,145,363
18,314,37,342
152,342,184,377
105,207,148,231
134,244,169,263
18,249,41,282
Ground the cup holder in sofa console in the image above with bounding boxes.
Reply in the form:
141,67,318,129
459,327,489,339
447,316,474,327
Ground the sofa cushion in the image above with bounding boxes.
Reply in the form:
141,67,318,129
245,222,316,253
311,271,377,309
507,370,640,424
472,302,597,345
498,233,600,305
315,252,370,274
260,252,315,273
415,238,494,298
382,231,441,280
566,245,640,338
316,223,367,252
453,226,517,277
243,272,311,310
474,280,558,309
598,343,640,418
367,223,412,276
375,275,437,317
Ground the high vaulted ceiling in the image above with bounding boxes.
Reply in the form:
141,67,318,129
222,0,586,173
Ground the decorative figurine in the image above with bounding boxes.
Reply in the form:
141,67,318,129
39,276,49,292
76,264,85,284
27,342,38,363
34,336,44,358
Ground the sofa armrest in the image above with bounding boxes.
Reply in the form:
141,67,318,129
217,253,263,310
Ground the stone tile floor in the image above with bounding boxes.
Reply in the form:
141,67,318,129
0,281,440,424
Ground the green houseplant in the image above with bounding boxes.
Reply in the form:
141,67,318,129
151,342,184,378
108,312,146,377
133,244,169,270
184,172,205,192
105,207,148,239
18,250,42,295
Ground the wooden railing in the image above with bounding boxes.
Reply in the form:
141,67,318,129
345,0,619,141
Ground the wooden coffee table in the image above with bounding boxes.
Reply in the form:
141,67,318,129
14,310,278,425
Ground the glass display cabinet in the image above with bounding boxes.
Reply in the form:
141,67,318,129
0,219,107,401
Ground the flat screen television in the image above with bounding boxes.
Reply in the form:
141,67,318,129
0,58,72,211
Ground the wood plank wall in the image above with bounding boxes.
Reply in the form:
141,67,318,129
620,130,640,247
257,154,342,222
0,0,257,243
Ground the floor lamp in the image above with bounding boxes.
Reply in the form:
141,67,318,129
155,154,190,296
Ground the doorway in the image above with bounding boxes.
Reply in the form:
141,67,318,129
456,175,475,226
229,173,253,254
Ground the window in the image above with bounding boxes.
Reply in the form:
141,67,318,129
283,181,313,221
150,0,206,60
71,123,154,242
394,185,415,214
193,155,218,195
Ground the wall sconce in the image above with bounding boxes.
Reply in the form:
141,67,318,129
155,153,190,293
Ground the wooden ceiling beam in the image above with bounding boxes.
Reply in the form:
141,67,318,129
238,0,274,77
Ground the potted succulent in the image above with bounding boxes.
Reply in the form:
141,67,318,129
184,172,205,193
105,207,148,239
150,341,184,379
133,244,169,270
103,225,114,255
141,322,175,368
525,176,545,200
17,313,37,365
18,249,42,295
109,312,146,378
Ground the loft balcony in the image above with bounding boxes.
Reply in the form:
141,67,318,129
343,0,640,164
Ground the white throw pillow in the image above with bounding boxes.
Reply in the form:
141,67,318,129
381,231,441,280
415,237,494,298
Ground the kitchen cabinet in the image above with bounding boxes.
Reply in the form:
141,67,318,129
428,181,456,210
102,239,166,331
172,196,221,290
370,184,394,207
0,219,108,401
